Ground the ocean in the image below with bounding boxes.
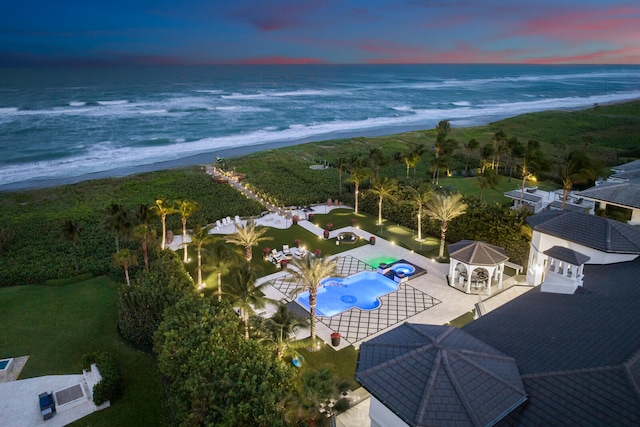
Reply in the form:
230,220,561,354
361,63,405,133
1,64,639,190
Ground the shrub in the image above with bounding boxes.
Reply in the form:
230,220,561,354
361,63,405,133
81,351,123,405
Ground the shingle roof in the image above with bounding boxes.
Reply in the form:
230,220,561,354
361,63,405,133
356,324,527,427
526,210,640,254
543,246,591,265
448,240,509,266
462,257,640,426
576,182,640,209
547,200,589,212
611,159,640,173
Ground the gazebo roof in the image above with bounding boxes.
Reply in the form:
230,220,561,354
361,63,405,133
543,246,591,265
448,240,509,265
356,323,527,427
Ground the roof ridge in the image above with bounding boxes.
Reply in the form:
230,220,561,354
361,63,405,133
416,350,442,423
521,364,620,379
441,349,483,427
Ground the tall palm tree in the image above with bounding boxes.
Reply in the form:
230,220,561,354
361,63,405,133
224,219,272,262
369,177,398,225
112,248,138,286
463,138,480,176
224,264,272,339
477,168,499,201
188,223,216,288
424,193,468,259
491,130,507,170
151,199,176,250
259,304,307,359
105,203,130,252
559,151,599,209
209,236,241,300
336,157,349,196
409,186,433,241
62,219,81,272
176,200,198,262
288,254,340,347
368,147,388,180
347,166,372,214
404,152,419,179
292,367,340,426
519,140,548,206
133,204,153,270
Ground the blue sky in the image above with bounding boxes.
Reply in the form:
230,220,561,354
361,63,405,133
1,0,639,66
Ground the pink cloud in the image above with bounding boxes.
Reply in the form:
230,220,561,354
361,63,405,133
523,46,640,65
226,1,335,32
234,55,325,65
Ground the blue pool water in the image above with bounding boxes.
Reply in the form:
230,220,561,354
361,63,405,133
0,359,10,370
390,263,416,276
296,271,398,317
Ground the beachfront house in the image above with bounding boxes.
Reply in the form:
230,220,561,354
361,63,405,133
355,210,640,426
503,186,591,213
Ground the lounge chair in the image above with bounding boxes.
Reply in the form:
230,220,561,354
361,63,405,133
234,215,241,224
39,392,55,420
215,220,222,229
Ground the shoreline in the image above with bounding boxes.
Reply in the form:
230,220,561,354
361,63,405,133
1,98,639,193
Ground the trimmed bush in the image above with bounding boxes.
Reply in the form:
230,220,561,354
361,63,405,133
81,351,123,405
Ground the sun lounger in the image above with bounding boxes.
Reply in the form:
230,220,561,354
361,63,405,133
39,392,55,420
234,215,241,224
226,216,232,224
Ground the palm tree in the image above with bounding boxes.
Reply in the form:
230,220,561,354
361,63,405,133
224,219,272,262
209,236,241,300
477,168,499,201
559,151,599,209
519,140,548,206
368,147,388,180
480,143,494,173
133,204,154,270
336,157,349,196
491,130,507,170
175,200,198,262
62,219,81,272
463,138,480,176
404,152,419,179
424,193,468,259
432,120,458,184
504,137,523,181
288,254,340,347
369,177,398,225
346,166,372,214
224,264,272,339
105,203,130,252
294,367,340,426
409,186,433,241
151,199,176,250
112,248,138,286
259,304,307,359
188,223,216,288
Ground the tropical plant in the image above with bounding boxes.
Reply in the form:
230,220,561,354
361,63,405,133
368,147,388,180
62,219,82,272
105,203,130,252
256,304,307,359
133,204,154,270
559,150,600,209
112,248,138,286
188,223,216,287
151,198,176,250
224,219,272,262
209,236,241,301
518,139,548,205
463,138,480,176
477,168,500,201
432,120,458,184
224,264,273,339
424,193,468,259
288,254,340,348
175,200,198,262
336,156,349,196
369,177,398,225
347,166,372,214
409,185,433,241
287,366,347,426
404,152,419,179
491,130,507,170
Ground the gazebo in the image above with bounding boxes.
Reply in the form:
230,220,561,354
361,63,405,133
448,240,509,294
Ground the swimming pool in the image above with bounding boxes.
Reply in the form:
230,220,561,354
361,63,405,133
296,271,398,317
390,263,416,276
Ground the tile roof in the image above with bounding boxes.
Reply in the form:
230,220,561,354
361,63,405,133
611,159,640,173
576,182,640,209
503,190,542,203
462,257,640,425
526,210,640,254
448,240,509,266
356,323,527,427
543,246,591,265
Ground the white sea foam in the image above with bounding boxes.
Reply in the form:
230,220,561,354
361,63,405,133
196,89,223,94
139,109,169,115
0,107,19,114
69,101,86,107
452,101,471,106
214,105,271,112
391,105,413,111
97,100,129,105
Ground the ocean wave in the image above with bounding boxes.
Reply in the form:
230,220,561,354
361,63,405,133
139,109,169,115
69,101,86,107
214,105,271,112
452,101,471,106
97,100,129,105
0,107,19,114
196,89,223,94
221,89,342,100
391,105,413,111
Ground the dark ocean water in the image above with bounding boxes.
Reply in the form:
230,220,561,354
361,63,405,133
1,64,639,189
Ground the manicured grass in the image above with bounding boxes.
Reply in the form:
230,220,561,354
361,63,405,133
445,310,476,328
297,340,360,390
0,278,168,426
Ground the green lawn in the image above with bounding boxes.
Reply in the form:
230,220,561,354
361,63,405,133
0,278,168,426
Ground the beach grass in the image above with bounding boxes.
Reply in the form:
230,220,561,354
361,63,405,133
0,277,167,426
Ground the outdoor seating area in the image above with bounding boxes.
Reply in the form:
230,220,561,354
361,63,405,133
336,232,358,244
267,245,308,265
39,391,55,421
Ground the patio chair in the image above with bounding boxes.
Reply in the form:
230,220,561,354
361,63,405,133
39,392,55,420
234,215,241,224
215,220,222,229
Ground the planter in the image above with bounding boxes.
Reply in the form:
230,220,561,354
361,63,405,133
331,332,341,346
280,260,288,269
308,213,314,221
292,215,299,225
323,229,330,239
369,236,376,245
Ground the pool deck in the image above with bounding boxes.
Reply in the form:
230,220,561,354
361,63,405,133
258,224,532,350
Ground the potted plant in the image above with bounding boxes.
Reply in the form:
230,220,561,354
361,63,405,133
369,236,376,245
331,332,341,346
314,249,322,257
326,223,333,230
295,239,302,248
263,247,271,259
280,259,288,269
323,229,330,239
350,218,357,227
292,215,299,225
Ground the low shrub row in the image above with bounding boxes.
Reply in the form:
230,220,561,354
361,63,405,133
81,351,124,406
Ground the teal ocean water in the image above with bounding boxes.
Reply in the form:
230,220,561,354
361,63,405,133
1,64,639,189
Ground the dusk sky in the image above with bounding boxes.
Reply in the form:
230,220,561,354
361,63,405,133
2,0,640,66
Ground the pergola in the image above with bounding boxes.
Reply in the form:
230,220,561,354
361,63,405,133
448,240,509,294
